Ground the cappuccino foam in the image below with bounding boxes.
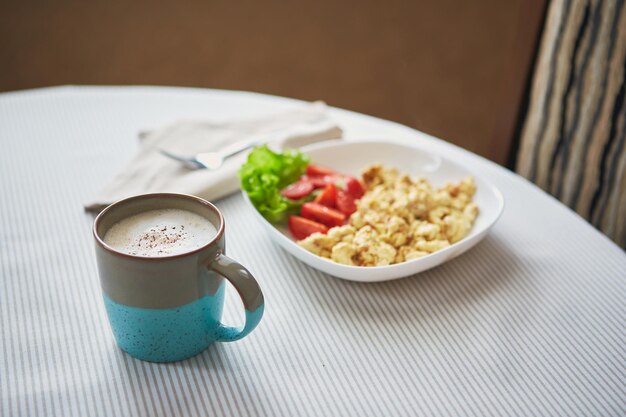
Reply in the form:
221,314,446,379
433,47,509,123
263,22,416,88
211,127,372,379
103,209,217,257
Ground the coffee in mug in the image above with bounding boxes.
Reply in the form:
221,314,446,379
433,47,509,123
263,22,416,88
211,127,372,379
103,208,218,257
93,193,264,362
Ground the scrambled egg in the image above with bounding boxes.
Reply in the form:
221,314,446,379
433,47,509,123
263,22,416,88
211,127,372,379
298,164,479,266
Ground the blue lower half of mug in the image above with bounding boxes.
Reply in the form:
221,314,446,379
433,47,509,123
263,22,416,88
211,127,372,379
103,282,226,363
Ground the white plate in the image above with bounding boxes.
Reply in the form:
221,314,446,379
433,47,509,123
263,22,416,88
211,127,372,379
242,140,504,282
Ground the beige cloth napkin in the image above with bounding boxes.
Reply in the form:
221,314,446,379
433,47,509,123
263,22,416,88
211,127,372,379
84,102,342,212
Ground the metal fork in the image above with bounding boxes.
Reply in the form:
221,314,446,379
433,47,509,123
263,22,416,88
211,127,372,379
159,137,260,170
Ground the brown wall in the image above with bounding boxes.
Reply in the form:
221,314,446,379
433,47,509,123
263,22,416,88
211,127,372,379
0,0,545,165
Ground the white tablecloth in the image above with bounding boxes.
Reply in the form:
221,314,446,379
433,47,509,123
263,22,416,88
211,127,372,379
1,86,624,417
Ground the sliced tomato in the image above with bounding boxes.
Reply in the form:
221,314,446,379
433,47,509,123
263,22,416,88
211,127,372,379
335,189,357,215
345,176,365,198
313,183,337,208
306,164,338,177
300,175,328,189
301,202,346,227
281,180,314,200
288,215,328,240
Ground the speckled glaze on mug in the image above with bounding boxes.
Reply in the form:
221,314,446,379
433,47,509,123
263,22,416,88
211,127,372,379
93,193,264,362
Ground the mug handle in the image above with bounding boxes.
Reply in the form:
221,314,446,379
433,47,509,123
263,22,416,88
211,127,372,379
207,253,264,342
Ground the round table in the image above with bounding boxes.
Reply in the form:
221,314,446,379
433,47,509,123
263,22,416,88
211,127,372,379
1,86,624,417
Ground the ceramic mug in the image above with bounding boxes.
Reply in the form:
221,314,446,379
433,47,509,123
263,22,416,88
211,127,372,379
93,193,264,362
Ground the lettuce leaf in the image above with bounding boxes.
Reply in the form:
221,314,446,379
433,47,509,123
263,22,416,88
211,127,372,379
239,145,310,223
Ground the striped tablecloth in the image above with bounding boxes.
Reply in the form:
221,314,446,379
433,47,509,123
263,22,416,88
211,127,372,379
1,86,624,417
